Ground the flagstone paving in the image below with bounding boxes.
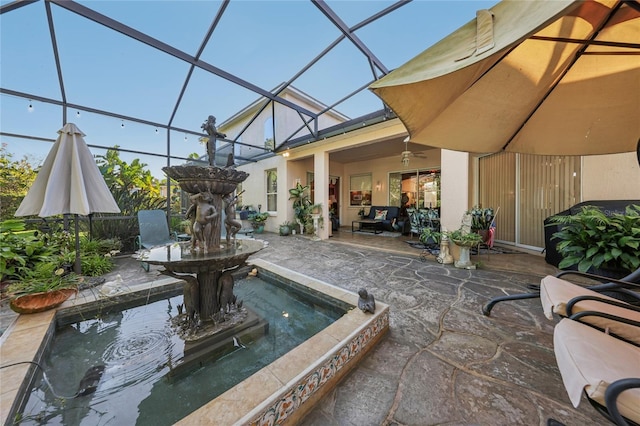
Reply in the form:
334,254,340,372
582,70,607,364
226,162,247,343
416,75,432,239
1,229,607,425
250,231,604,426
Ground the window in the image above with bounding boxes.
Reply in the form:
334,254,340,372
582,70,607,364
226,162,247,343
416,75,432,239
307,171,314,203
349,173,372,206
266,169,277,212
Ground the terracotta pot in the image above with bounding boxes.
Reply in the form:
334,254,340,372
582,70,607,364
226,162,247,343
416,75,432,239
9,288,77,314
476,229,491,243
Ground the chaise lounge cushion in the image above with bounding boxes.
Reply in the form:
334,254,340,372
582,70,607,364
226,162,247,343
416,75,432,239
540,275,640,344
553,318,640,422
365,206,400,231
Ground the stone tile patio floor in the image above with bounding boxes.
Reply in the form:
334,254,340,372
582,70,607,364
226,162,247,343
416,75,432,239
1,229,607,425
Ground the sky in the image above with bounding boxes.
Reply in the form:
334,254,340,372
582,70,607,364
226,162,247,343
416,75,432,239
0,0,496,178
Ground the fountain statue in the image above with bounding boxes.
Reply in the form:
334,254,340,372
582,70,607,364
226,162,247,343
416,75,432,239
137,116,264,341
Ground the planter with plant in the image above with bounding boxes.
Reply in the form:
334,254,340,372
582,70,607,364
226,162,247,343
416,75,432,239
442,228,483,269
448,228,484,247
467,206,496,242
548,204,640,277
7,262,81,314
419,227,442,246
289,183,312,234
249,212,270,233
279,221,292,236
1,219,120,313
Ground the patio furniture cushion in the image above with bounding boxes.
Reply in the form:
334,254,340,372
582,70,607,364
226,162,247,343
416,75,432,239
540,275,640,344
373,209,388,220
553,318,640,422
365,206,400,231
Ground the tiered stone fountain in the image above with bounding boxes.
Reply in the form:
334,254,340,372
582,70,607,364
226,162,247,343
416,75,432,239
137,117,264,349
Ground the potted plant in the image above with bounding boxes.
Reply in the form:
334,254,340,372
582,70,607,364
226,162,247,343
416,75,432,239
447,228,483,269
467,206,495,242
548,204,640,277
249,212,270,233
279,221,292,236
289,183,312,234
419,227,442,246
6,261,81,314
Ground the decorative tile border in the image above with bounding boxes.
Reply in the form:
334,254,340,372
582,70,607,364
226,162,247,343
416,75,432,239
249,311,389,426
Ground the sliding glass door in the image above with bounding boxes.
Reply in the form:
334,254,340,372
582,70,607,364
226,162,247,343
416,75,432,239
389,169,441,208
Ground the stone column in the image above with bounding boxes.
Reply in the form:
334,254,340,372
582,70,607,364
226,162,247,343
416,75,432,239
440,149,469,232
313,151,330,240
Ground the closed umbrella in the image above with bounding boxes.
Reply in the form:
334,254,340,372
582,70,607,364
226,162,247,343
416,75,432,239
369,0,639,157
15,123,120,273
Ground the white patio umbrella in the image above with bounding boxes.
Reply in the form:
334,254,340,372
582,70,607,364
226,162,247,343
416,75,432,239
369,0,640,157
15,123,120,273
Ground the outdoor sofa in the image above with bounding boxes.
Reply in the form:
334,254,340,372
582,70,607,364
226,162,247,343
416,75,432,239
363,206,407,233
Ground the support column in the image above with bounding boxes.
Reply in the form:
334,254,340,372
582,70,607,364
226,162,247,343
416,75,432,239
314,151,330,240
440,149,469,232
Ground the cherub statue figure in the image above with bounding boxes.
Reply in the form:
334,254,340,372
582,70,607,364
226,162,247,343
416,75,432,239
189,190,218,251
201,115,226,167
223,191,243,245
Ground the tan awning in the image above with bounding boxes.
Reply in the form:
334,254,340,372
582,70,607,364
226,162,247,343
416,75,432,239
369,0,640,156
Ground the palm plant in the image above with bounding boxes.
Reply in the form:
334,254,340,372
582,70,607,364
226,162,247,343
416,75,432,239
288,183,312,233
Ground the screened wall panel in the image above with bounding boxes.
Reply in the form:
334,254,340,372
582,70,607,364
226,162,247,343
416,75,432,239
518,154,580,248
479,152,516,243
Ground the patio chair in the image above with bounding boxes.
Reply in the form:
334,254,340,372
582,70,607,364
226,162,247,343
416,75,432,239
540,275,640,344
135,209,178,271
407,208,423,239
482,267,640,316
551,318,640,426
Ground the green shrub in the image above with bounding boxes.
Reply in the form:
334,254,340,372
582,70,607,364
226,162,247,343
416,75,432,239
81,237,121,256
81,253,115,277
0,219,56,282
549,205,640,274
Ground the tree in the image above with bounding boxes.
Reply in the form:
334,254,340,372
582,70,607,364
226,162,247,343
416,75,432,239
0,144,38,221
93,147,166,251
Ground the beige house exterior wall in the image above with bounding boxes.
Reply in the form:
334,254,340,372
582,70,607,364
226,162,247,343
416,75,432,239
582,153,640,201
235,110,638,248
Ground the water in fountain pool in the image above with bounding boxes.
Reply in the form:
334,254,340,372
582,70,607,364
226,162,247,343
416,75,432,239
18,274,347,425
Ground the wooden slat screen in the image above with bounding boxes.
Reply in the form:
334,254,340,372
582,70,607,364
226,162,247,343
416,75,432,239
479,152,516,243
518,154,581,248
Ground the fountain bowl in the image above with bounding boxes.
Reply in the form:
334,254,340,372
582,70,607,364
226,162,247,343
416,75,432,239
162,165,248,194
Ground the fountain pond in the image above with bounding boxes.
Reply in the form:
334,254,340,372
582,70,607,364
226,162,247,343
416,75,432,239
3,121,388,424
4,260,389,425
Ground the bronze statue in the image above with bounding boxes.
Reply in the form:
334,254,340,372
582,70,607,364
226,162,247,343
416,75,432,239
358,288,376,313
190,190,218,251
223,192,243,244
201,115,226,167
217,272,235,314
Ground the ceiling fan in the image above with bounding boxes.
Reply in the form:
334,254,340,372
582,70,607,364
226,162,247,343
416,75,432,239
401,137,426,167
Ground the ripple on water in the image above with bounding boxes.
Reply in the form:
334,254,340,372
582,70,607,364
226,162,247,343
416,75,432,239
99,317,180,395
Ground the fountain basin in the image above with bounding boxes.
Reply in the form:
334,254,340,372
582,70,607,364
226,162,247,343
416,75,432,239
0,260,389,425
162,165,248,194
137,239,264,272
